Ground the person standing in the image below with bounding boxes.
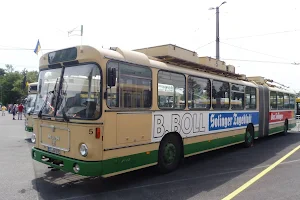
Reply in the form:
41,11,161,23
1,105,6,116
18,103,24,120
12,104,17,120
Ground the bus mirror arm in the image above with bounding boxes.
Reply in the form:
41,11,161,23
107,68,116,87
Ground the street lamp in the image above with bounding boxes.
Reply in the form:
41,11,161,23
209,1,227,60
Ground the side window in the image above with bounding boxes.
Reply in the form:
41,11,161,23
106,61,152,108
284,93,290,109
290,94,295,109
277,92,284,110
245,87,256,109
270,91,277,110
158,71,185,109
231,84,245,110
188,76,211,109
212,80,229,110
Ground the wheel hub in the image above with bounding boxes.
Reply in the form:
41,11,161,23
163,143,176,165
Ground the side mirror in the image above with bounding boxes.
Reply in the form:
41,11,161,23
107,68,116,87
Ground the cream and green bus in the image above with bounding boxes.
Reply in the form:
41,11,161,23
25,82,38,132
31,44,296,177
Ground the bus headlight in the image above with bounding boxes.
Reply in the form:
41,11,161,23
79,144,88,157
31,133,36,144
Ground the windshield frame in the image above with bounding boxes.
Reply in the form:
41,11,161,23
45,62,103,121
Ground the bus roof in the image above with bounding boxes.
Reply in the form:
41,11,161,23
29,82,38,86
39,45,295,94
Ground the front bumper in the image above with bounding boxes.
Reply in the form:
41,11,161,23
32,147,103,176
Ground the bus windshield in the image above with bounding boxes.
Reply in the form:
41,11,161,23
56,64,101,119
26,94,37,113
34,68,62,115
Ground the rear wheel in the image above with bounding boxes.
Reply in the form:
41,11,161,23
158,134,182,173
244,125,254,148
282,120,288,136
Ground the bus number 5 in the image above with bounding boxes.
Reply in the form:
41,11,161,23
89,129,93,135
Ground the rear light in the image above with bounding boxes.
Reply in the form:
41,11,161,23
96,128,101,139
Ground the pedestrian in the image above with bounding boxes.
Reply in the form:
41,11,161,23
12,104,16,120
18,103,24,120
1,105,6,116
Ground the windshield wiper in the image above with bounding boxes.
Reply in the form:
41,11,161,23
55,78,70,122
62,109,69,122
38,90,54,118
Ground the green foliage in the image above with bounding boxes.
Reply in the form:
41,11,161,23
0,65,38,105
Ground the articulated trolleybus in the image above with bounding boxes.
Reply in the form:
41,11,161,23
25,82,38,132
31,44,296,177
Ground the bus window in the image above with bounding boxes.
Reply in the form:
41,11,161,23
106,61,152,109
277,92,284,110
231,84,245,110
158,71,185,109
284,93,290,109
290,94,295,110
188,76,210,109
270,91,277,110
212,80,229,110
245,87,256,109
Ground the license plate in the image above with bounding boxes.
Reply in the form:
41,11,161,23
47,147,61,155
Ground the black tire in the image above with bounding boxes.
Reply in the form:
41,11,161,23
282,120,288,136
157,134,182,173
244,124,254,148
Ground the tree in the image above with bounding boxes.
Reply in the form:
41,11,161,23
0,68,5,76
26,71,38,83
5,64,14,73
0,65,38,105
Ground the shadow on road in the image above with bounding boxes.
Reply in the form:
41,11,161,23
31,132,300,200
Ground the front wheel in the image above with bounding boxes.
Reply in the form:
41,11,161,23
157,134,182,173
244,125,254,148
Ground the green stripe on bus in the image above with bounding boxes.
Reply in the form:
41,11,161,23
184,134,245,155
102,150,158,175
289,123,296,129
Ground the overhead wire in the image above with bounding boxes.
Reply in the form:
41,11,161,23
0,45,55,51
220,58,298,65
220,41,297,62
222,29,300,40
194,40,215,51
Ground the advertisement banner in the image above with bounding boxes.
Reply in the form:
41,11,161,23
209,112,259,131
269,111,293,123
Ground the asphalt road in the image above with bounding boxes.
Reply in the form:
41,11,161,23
2,112,300,200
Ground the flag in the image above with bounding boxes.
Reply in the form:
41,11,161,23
34,40,41,55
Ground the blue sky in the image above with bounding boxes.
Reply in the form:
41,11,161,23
1,0,300,90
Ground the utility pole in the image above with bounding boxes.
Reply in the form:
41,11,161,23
209,1,227,60
216,6,220,60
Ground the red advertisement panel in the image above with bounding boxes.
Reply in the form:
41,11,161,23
269,111,294,123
